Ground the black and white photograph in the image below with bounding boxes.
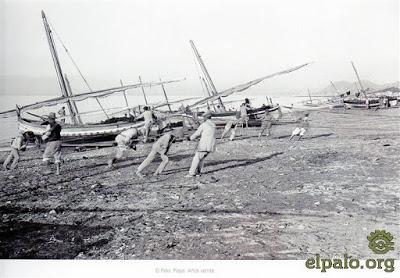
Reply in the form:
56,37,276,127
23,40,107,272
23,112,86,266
0,0,399,277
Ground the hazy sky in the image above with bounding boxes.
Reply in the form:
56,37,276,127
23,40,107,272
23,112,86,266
0,0,398,95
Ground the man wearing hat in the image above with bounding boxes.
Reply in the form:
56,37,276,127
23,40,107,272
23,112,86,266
3,131,34,170
187,112,216,177
136,129,179,178
42,112,62,175
289,112,310,141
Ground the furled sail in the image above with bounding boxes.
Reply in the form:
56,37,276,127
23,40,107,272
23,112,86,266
0,109,17,119
107,97,201,117
7,79,183,115
189,63,310,108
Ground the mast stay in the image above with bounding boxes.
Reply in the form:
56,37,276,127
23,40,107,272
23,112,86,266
190,40,225,111
42,10,78,124
42,10,109,119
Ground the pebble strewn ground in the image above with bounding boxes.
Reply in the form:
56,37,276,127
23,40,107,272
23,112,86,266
0,108,399,259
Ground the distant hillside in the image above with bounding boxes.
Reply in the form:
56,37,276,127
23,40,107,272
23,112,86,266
317,80,399,96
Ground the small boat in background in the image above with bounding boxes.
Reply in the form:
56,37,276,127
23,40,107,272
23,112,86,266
343,62,399,109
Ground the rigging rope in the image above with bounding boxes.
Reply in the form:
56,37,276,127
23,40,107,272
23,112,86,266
48,19,110,118
191,50,207,97
48,19,93,92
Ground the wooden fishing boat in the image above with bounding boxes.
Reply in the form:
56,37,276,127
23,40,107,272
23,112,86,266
209,105,279,127
187,40,309,125
1,13,310,142
342,62,398,109
18,116,146,139
0,11,184,142
343,97,380,109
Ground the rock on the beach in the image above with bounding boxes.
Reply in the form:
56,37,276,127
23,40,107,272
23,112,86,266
49,209,57,215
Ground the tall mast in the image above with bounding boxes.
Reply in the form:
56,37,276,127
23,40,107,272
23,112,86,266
159,78,172,112
330,81,339,94
64,74,82,124
307,89,312,103
42,11,109,119
138,76,148,105
42,11,73,115
120,79,129,108
351,61,366,97
201,77,212,97
190,40,225,111
201,77,216,111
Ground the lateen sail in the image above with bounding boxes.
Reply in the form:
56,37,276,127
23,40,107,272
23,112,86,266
0,109,18,119
0,79,183,117
189,63,310,108
107,96,201,116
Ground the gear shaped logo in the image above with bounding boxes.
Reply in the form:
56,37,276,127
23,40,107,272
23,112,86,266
367,230,395,254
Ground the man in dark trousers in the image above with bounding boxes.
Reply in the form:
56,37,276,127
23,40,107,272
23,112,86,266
42,112,62,175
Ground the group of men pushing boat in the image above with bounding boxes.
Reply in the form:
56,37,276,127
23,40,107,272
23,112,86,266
2,100,310,177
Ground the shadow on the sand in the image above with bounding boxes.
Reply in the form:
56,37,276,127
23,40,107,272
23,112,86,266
217,133,292,143
164,152,283,175
203,151,283,174
307,133,335,139
274,133,334,140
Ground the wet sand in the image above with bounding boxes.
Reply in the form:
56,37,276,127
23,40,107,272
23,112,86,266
1,108,399,259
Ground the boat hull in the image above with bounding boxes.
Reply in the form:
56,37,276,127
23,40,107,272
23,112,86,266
210,106,279,127
18,117,147,139
343,98,380,109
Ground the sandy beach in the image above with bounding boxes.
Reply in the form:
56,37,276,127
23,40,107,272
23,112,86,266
1,108,399,259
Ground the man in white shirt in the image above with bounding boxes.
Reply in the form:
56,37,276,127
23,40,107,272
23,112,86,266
186,112,216,177
289,113,310,141
108,127,140,168
3,131,33,170
137,106,155,142
239,103,249,128
136,130,177,178
58,107,66,124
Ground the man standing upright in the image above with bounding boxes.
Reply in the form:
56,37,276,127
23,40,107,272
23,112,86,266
137,106,155,142
187,112,216,177
258,109,273,139
58,106,66,124
239,103,249,128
